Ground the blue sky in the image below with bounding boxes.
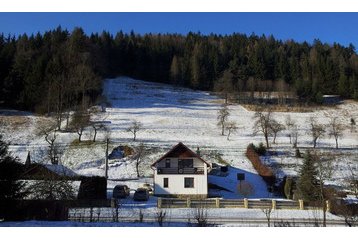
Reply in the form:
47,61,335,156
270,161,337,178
0,13,357,48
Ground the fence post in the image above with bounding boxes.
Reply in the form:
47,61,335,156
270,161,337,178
111,198,117,208
157,197,162,208
215,198,220,208
326,200,330,213
186,197,191,208
244,198,249,209
272,200,276,210
299,199,304,210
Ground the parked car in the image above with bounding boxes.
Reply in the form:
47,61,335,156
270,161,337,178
133,188,149,201
112,185,130,199
142,183,153,194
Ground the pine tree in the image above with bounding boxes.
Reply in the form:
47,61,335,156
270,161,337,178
0,134,28,200
190,43,201,89
170,55,180,85
214,69,235,104
296,152,320,201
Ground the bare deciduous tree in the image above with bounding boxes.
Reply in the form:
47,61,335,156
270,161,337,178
28,168,76,200
307,117,325,148
156,208,167,227
134,143,147,178
193,205,209,227
71,110,90,142
261,207,273,227
336,202,358,227
291,124,299,148
214,69,235,104
127,120,142,141
313,152,334,227
217,105,230,136
225,121,238,140
253,107,273,148
73,60,101,111
91,122,106,142
328,116,345,149
285,115,296,144
269,119,285,144
37,119,60,164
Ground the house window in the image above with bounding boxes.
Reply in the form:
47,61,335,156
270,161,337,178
163,178,169,188
165,159,171,168
184,177,194,188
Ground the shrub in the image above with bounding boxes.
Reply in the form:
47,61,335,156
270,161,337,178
257,143,267,155
284,177,296,199
248,143,266,156
0,200,68,221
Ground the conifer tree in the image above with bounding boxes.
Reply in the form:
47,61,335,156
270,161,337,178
0,134,28,200
296,152,320,201
170,55,180,85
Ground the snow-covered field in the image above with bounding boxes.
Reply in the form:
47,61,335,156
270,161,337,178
1,76,357,195
1,76,358,227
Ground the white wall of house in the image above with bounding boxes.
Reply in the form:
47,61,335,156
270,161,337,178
153,163,208,196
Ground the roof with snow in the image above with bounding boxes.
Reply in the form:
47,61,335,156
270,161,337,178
22,163,78,180
151,142,210,167
44,164,78,177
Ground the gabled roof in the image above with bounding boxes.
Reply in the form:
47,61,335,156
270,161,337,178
151,142,210,167
21,163,78,180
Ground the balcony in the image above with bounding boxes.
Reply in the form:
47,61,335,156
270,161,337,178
157,167,205,175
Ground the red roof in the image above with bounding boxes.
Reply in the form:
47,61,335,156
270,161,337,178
151,142,210,167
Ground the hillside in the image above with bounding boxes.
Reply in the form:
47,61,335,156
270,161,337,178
1,76,357,198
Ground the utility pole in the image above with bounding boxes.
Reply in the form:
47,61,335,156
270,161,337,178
105,138,109,179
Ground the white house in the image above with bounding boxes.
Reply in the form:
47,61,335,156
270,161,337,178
151,142,210,198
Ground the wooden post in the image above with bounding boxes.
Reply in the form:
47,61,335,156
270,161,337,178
105,138,109,179
244,198,249,209
326,200,330,213
215,198,220,208
272,200,276,210
157,197,162,208
186,197,191,208
299,199,304,210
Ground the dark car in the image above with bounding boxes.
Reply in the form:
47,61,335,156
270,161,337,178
133,188,149,201
112,185,130,199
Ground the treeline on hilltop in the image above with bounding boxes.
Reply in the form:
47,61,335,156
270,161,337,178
1,26,358,112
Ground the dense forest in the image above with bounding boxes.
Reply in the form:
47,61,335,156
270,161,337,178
0,26,357,113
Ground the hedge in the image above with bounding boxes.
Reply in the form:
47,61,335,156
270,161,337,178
245,145,276,186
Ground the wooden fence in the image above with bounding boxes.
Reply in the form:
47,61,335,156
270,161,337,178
157,198,329,211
